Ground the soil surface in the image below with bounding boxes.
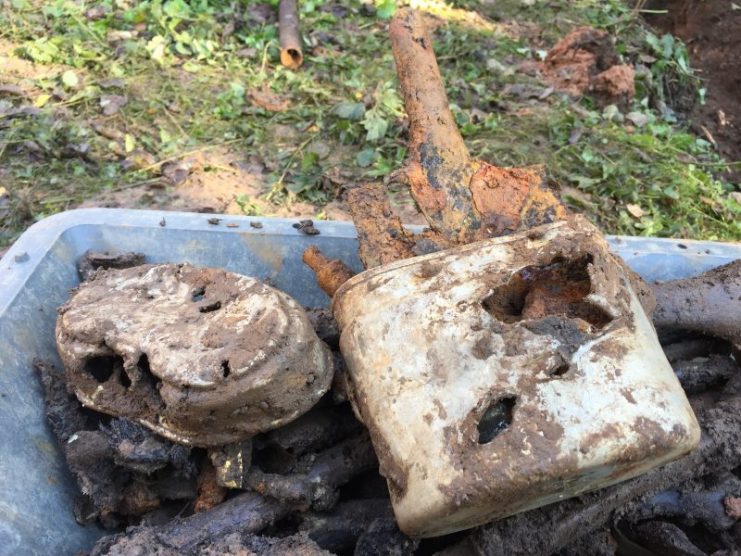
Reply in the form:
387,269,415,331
645,0,741,181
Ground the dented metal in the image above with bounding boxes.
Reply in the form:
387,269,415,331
56,263,334,447
333,215,701,537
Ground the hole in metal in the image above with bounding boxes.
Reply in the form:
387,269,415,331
137,354,161,393
477,396,516,444
199,301,222,313
482,254,611,329
119,369,132,388
84,355,121,383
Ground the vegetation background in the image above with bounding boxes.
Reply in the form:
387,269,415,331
1,0,739,253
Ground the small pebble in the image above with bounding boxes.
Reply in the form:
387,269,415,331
226,223,239,228
207,218,221,225
159,217,167,227
250,221,263,229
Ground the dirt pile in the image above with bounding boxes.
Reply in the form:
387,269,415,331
539,27,636,107
645,0,741,182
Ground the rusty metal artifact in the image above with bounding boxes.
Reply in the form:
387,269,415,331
279,0,303,70
306,8,702,538
56,263,333,447
333,215,700,536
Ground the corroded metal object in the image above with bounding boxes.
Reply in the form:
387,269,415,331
56,263,333,447
333,215,700,537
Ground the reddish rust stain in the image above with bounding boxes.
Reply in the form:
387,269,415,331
302,246,355,298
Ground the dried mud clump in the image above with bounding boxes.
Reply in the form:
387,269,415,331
56,263,334,447
541,27,635,107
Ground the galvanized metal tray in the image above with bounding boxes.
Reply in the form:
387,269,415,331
1,208,739,555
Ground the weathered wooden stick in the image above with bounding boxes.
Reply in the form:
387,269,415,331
91,491,289,554
279,0,303,69
247,433,378,509
299,499,394,553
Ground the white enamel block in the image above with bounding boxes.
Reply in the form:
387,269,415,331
333,215,700,537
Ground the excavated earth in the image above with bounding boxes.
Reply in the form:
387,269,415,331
645,0,741,182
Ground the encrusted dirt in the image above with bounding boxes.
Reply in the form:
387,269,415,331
538,26,635,108
652,259,741,349
56,263,334,446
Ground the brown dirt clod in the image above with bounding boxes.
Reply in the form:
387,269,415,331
540,26,635,107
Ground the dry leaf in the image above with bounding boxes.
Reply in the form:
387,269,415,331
625,203,644,219
248,88,291,112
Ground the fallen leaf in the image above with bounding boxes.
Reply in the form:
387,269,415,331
308,141,331,159
248,88,290,112
99,78,125,89
470,107,488,122
626,203,644,219
235,47,257,59
124,134,136,153
61,70,79,89
33,94,51,108
561,185,594,208
85,5,108,20
121,150,156,171
162,160,193,185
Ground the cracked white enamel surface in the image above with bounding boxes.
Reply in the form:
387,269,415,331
56,263,333,447
334,216,700,537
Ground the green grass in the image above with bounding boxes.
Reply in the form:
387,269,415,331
0,0,738,248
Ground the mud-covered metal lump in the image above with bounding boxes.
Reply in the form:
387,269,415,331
333,215,701,537
56,263,334,447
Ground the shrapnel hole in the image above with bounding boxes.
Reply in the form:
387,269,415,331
119,370,132,388
221,360,231,378
85,355,121,383
477,396,516,444
137,354,162,392
549,362,570,377
481,254,612,329
199,301,222,313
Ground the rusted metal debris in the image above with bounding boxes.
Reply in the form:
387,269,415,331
303,246,355,297
387,8,565,244
306,7,569,280
299,7,732,541
332,215,701,537
278,0,303,70
440,349,741,555
41,265,741,553
55,263,334,447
